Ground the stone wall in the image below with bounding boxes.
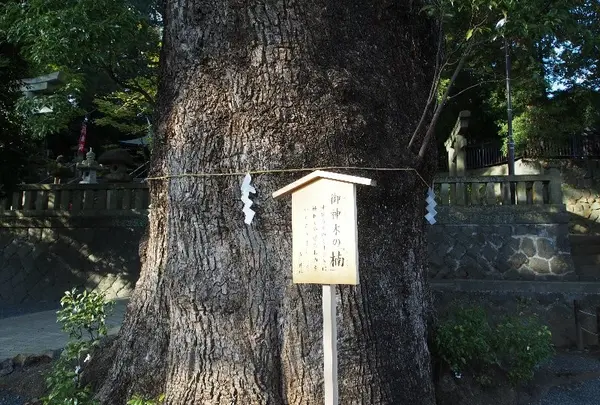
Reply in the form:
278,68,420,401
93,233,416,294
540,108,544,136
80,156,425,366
427,205,578,281
559,160,600,235
0,204,580,307
0,214,146,307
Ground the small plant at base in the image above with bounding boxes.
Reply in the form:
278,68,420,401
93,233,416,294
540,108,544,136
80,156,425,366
434,306,496,373
57,289,113,342
127,394,166,405
42,289,114,405
494,315,554,384
434,305,554,386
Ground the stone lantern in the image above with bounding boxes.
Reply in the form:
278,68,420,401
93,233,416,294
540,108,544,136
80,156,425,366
97,149,135,182
76,148,102,184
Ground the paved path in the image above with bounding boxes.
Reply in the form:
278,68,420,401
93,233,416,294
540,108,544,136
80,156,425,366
535,353,600,405
0,299,128,360
538,379,600,405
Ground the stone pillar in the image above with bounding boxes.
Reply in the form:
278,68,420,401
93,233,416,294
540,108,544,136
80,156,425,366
445,140,456,203
455,135,467,176
455,134,467,205
445,140,456,177
443,111,471,204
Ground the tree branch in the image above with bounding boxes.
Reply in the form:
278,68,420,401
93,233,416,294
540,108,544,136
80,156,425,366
408,19,444,150
104,65,156,107
418,40,473,159
446,79,504,100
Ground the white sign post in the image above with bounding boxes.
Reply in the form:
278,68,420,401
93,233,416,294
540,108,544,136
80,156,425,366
273,170,375,405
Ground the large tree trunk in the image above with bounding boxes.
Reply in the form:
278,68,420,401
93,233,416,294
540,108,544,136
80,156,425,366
95,1,437,403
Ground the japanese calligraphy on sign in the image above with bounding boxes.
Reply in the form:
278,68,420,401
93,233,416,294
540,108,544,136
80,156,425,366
273,170,375,285
291,179,358,284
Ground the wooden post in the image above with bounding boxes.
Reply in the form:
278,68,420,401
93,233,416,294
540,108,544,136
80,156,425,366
71,190,83,211
574,300,584,351
134,188,144,209
95,189,108,209
35,190,46,211
323,285,338,405
122,188,132,210
440,182,450,205
107,189,118,210
485,182,496,205
60,189,70,210
470,183,479,205
84,189,95,210
47,189,56,210
23,190,33,210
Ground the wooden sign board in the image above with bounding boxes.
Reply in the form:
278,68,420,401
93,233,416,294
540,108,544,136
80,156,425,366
273,170,375,285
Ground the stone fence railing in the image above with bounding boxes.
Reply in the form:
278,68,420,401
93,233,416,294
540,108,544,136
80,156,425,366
0,183,150,216
2,171,563,215
433,170,563,206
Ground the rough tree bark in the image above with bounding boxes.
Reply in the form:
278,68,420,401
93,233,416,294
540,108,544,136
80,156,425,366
95,1,438,403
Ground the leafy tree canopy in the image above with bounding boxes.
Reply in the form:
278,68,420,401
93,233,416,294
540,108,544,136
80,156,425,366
1,0,597,160
428,0,600,152
0,0,160,138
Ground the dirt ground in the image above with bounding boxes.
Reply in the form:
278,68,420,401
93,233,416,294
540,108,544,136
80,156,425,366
0,361,53,404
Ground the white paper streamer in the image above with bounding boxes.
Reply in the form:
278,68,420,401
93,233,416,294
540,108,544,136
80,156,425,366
241,173,256,225
425,187,437,225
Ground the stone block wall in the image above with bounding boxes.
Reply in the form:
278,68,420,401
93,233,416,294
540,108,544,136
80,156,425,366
0,196,585,308
427,205,577,281
428,224,573,280
546,159,600,234
0,215,146,307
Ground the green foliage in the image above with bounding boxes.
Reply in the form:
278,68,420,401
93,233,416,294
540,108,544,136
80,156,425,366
427,0,600,148
16,72,86,139
2,0,159,74
57,289,115,342
127,394,165,405
0,0,160,138
434,305,554,385
494,316,554,382
498,86,600,153
44,366,97,405
94,74,156,135
43,289,114,405
435,307,496,372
